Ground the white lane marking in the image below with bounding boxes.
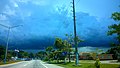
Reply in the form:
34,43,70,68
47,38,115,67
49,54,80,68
23,60,34,66
23,64,27,66
39,60,48,68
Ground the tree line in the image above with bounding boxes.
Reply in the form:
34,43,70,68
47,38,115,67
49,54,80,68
35,34,83,63
0,45,35,62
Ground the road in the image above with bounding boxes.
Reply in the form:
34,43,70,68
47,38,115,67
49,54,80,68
0,60,63,68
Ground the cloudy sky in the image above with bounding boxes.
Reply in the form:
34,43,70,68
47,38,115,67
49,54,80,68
0,0,120,50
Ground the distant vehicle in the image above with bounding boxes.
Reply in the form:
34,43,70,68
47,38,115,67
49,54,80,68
25,58,32,61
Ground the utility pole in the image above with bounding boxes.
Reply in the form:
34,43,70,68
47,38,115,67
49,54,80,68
0,23,22,64
4,27,10,64
72,0,79,65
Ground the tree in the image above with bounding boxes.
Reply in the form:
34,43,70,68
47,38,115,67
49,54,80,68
0,45,5,61
46,46,53,53
107,9,120,61
18,51,29,58
54,38,63,50
106,47,119,59
46,46,53,62
54,36,83,63
54,38,67,63
108,12,120,42
36,51,47,60
29,53,34,58
7,51,12,61
65,34,73,62
65,34,84,62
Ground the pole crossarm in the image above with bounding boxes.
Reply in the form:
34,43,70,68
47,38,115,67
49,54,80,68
0,23,9,28
0,23,23,29
10,25,23,29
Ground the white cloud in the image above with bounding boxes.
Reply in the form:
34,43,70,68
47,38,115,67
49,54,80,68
21,11,32,18
17,0,30,3
17,0,48,6
9,0,19,8
14,2,19,8
0,14,7,20
3,5,16,16
32,0,48,6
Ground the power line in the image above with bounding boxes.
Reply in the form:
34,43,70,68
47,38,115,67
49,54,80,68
75,0,81,14
76,0,80,6
56,0,73,34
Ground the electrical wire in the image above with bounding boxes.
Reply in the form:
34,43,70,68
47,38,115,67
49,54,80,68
76,0,80,6
56,0,73,34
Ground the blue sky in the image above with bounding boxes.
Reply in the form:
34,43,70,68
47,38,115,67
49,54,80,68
77,0,120,18
0,0,120,50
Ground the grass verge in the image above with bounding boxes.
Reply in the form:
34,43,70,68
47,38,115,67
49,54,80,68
57,62,120,68
0,60,21,65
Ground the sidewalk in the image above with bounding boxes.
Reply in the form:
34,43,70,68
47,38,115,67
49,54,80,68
40,61,64,68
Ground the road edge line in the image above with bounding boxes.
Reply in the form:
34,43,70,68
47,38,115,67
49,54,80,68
39,60,48,68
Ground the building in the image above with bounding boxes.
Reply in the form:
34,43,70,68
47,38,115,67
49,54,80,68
70,52,113,60
80,52,113,60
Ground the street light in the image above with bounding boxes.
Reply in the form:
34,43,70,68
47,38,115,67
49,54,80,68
0,23,22,63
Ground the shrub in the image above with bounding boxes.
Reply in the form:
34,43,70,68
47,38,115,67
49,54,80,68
95,58,101,68
44,57,49,61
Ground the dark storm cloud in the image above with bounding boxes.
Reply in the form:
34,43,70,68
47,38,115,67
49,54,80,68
0,0,119,49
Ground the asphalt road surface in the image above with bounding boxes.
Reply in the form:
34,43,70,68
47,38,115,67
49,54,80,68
0,60,63,68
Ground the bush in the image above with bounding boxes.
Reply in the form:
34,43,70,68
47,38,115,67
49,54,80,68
44,57,49,61
95,58,101,68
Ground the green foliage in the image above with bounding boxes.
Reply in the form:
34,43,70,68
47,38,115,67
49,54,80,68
23,52,29,58
45,46,53,62
95,58,101,68
0,45,5,61
107,24,120,40
65,34,84,45
108,11,120,42
0,46,31,62
111,12,120,21
44,57,49,61
18,51,29,58
53,37,70,62
54,38,63,50
53,34,84,63
107,7,120,61
36,51,47,60
106,47,120,59
110,43,117,47
29,53,34,58
46,46,53,52
7,51,12,61
76,36,84,45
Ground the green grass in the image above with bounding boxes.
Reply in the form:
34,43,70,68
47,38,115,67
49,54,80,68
79,60,95,63
56,62,120,68
0,60,21,65
46,60,120,68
